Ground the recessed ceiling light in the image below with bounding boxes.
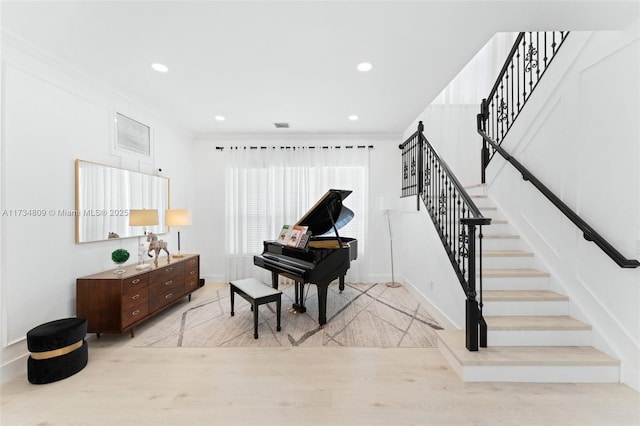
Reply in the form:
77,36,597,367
348,115,359,121
151,63,169,73
357,62,372,72
214,115,226,121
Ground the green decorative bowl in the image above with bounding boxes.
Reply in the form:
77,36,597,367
111,249,130,274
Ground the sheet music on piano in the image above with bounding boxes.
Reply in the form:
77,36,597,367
253,189,358,325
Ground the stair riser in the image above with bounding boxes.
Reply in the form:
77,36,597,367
437,343,619,383
465,186,487,197
470,198,494,209
482,300,569,316
460,365,620,383
487,329,592,346
477,256,535,269
478,222,511,234
479,208,502,220
481,238,525,251
482,276,549,290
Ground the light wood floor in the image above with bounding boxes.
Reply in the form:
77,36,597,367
2,286,639,426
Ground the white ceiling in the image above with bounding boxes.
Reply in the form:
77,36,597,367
1,1,637,137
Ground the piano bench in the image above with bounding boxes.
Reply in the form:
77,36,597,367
229,278,282,339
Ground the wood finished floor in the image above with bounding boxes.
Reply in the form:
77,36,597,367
2,285,639,426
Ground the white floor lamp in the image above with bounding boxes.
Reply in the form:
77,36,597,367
380,197,400,288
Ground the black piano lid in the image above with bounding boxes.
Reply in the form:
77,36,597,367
295,189,354,236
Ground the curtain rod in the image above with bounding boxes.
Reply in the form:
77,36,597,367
215,145,374,151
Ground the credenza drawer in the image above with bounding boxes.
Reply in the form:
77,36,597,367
183,257,199,269
184,276,198,293
149,263,184,286
149,273,183,295
149,288,180,311
123,275,148,293
121,303,149,328
122,288,149,311
185,266,198,278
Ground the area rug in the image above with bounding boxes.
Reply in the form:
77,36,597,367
137,282,442,348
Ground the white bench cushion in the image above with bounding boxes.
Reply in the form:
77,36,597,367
230,278,281,299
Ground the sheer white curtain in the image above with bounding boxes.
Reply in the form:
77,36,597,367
224,145,369,282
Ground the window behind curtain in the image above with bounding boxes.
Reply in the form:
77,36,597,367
224,146,369,281
226,165,366,255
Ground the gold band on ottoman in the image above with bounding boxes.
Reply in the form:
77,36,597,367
30,340,83,360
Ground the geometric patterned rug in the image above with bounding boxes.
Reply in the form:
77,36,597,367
137,282,442,348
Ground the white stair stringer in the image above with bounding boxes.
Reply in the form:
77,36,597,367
437,188,621,383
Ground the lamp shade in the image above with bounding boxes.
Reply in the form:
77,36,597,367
129,209,159,226
165,209,192,227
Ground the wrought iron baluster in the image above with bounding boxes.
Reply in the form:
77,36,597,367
510,60,515,122
528,33,535,91
536,32,541,80
454,187,459,257
522,39,527,102
447,182,453,249
544,32,548,68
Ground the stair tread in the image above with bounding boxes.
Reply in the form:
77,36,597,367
480,250,533,257
438,330,619,366
483,290,569,301
485,315,591,330
482,268,549,277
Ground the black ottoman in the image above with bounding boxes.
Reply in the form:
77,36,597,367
26,317,88,384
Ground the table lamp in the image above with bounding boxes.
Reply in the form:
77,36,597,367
166,209,192,258
129,209,159,269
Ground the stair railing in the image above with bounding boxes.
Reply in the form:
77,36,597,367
478,31,639,269
480,31,570,182
400,121,492,351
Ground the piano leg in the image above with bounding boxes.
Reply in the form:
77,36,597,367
271,272,279,289
292,281,307,314
339,275,345,293
317,284,328,326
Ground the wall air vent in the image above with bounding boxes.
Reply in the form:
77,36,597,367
274,122,290,129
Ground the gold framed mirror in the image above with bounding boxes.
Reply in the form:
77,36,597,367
75,159,170,243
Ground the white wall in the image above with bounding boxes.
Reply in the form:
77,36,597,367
484,24,640,389
191,135,400,285
0,35,196,381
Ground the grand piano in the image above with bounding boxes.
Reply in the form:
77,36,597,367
253,189,358,326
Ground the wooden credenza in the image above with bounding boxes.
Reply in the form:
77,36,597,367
76,254,200,337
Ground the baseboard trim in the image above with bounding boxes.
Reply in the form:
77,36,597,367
1,353,28,384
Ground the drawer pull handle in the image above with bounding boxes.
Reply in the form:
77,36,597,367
132,279,140,284
165,293,173,299
132,294,140,300
165,280,173,286
165,267,173,272
189,271,195,275
132,309,140,316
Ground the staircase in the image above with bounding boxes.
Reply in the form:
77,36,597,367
436,184,620,383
